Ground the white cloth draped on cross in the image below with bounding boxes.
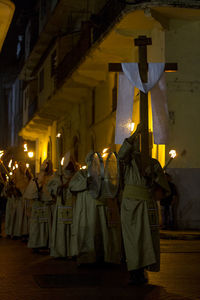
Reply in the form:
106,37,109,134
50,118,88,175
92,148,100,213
115,63,169,145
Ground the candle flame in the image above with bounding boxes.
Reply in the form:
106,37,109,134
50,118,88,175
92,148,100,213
15,163,18,168
61,157,64,166
28,152,34,158
169,150,177,158
26,163,30,168
8,159,12,168
56,133,61,138
0,150,4,159
129,122,135,132
9,172,13,176
102,148,109,154
24,143,28,152
80,165,87,170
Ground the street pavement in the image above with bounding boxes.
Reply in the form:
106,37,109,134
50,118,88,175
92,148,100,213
0,237,199,300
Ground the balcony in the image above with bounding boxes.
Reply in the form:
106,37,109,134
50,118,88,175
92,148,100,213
55,0,126,89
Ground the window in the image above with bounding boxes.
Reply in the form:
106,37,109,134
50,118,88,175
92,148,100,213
112,73,118,112
39,68,44,92
51,50,57,77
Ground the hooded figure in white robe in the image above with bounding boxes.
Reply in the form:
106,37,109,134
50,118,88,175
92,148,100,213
47,153,78,258
118,124,170,285
27,159,54,250
5,163,30,238
69,152,121,265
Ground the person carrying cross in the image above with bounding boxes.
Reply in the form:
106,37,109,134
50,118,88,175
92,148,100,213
118,123,170,285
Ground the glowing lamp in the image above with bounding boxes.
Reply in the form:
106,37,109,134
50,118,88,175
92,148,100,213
9,172,13,176
28,152,34,158
26,163,30,168
81,165,87,170
56,133,61,138
24,143,28,152
15,163,18,168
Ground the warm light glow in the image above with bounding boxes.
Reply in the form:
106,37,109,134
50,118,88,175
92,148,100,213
102,148,109,154
129,122,135,132
15,163,18,168
24,143,28,152
28,151,34,158
8,159,12,168
169,150,177,159
61,157,64,166
6,175,9,181
56,133,61,138
0,150,4,159
26,163,30,168
102,153,109,158
80,165,87,170
9,172,13,176
12,166,15,170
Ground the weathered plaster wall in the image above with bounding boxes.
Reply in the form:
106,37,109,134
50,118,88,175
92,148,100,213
166,19,200,229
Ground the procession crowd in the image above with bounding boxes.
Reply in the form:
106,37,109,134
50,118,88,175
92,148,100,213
0,126,172,285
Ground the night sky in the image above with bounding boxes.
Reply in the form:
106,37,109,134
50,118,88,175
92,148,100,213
0,0,35,78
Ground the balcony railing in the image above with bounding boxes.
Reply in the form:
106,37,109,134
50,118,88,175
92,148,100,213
55,0,126,89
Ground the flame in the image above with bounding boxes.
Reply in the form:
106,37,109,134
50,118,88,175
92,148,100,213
15,163,18,168
56,133,61,138
8,159,12,168
24,143,28,152
102,153,108,158
28,152,34,158
102,148,109,154
80,165,87,170
169,150,177,159
129,122,135,132
0,150,4,159
9,172,13,176
26,163,30,168
61,157,64,166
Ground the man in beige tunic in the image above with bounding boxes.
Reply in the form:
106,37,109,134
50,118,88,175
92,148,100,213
118,124,170,285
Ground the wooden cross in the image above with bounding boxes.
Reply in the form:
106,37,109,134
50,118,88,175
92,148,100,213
109,35,178,172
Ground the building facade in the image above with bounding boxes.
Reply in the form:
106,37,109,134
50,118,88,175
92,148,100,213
6,0,200,229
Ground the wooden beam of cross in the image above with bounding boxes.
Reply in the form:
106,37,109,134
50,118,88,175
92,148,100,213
109,35,178,172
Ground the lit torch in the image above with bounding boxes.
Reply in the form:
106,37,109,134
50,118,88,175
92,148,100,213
102,148,109,158
163,149,177,170
8,159,12,169
0,151,10,177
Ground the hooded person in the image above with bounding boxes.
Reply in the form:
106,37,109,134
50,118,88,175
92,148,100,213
27,159,54,251
12,162,31,239
47,152,78,258
69,151,121,265
118,124,170,285
5,163,30,239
